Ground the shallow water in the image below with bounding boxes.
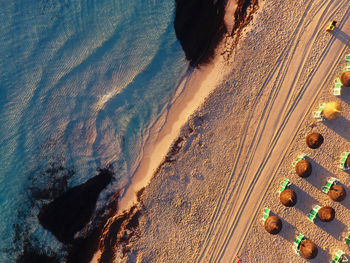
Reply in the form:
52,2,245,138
0,0,187,260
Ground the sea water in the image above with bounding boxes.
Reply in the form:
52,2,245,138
0,0,187,260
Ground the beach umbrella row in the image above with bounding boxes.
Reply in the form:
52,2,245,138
262,67,350,260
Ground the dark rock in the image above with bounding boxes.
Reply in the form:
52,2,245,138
65,191,120,263
38,168,113,244
174,0,227,67
98,205,142,262
16,240,58,263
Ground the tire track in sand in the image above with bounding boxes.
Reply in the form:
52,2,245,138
195,0,350,262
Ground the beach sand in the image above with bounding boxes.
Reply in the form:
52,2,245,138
105,0,350,262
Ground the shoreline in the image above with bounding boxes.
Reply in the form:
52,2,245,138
89,1,240,260
117,0,239,214
118,43,230,213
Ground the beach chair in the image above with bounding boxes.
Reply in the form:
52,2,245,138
293,233,305,255
345,232,350,245
332,249,348,263
346,54,350,62
313,103,326,121
278,178,291,193
339,152,350,170
334,79,342,96
307,205,321,222
262,208,270,223
321,177,338,194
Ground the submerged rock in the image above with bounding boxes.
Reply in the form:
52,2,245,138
38,168,113,244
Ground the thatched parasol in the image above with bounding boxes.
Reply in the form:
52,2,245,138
318,206,335,222
264,216,282,235
295,159,312,178
306,132,324,149
300,240,318,259
341,71,350,87
280,189,297,207
323,101,342,120
329,184,347,202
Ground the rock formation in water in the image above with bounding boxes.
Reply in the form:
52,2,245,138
174,0,227,67
174,0,259,67
38,168,113,244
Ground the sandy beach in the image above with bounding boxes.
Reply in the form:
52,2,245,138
98,0,350,262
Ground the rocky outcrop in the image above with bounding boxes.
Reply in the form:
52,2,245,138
174,0,227,67
97,204,143,263
38,168,113,244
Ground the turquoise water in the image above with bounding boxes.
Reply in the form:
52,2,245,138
0,0,187,260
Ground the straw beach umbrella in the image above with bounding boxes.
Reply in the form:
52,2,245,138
306,132,324,149
323,101,342,120
295,159,312,178
318,206,335,222
300,240,318,259
341,71,350,86
280,189,297,207
264,216,282,235
329,184,347,202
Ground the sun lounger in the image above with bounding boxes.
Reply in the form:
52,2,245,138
262,208,270,223
313,103,326,121
321,177,338,194
345,232,350,245
339,152,350,170
307,205,321,222
334,79,342,96
346,54,350,62
278,178,291,193
332,249,348,263
293,233,304,255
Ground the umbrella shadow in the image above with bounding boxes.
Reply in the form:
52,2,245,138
290,184,319,215
338,184,350,211
323,116,350,141
334,29,350,47
278,217,296,242
339,85,350,105
315,218,347,240
306,159,338,191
